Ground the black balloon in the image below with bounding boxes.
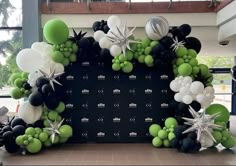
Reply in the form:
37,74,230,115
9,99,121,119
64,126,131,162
174,125,186,139
93,41,101,53
179,24,191,37
3,131,14,140
169,100,178,110
12,125,25,136
22,82,32,90
44,94,59,110
152,43,165,56
41,84,53,95
2,125,12,132
79,38,91,49
100,48,113,65
36,77,49,88
103,25,110,33
185,37,201,53
29,91,44,106
92,21,100,31
11,118,26,128
187,132,197,140
192,141,201,152
182,137,194,152
171,138,181,149
5,141,19,153
172,28,185,41
160,36,174,48
34,120,44,128
190,101,201,112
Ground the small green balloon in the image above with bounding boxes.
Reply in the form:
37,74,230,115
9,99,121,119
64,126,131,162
165,117,178,129
59,125,73,138
51,135,60,144
62,58,70,66
222,130,231,140
43,120,50,127
176,58,184,66
168,132,175,141
26,138,42,153
112,63,121,71
39,132,49,142
55,102,65,113
158,130,168,140
43,19,69,44
119,54,127,62
149,124,161,137
152,137,162,148
192,66,200,75
57,115,62,122
176,46,187,58
144,47,152,55
59,136,68,143
16,135,24,146
221,136,235,149
35,128,43,134
141,37,151,48
48,111,59,121
198,64,209,78
52,51,64,63
9,73,22,85
187,49,197,58
21,72,29,79
122,62,133,73
126,50,134,61
65,40,72,48
144,55,154,65
212,131,222,143
72,43,79,53
150,41,159,48
189,58,198,66
25,127,36,136
34,134,39,139
23,140,29,145
44,139,52,147
206,104,230,123
163,139,170,147
178,63,192,76
10,88,23,99
69,53,77,62
138,55,145,63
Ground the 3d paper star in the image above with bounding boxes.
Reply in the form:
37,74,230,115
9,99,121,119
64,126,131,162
44,119,64,143
182,106,223,143
39,68,64,91
170,37,185,51
69,29,87,45
106,23,140,56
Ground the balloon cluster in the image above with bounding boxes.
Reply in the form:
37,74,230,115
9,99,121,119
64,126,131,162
92,20,110,33
9,72,32,99
149,117,178,148
170,76,215,108
112,52,133,73
171,125,202,153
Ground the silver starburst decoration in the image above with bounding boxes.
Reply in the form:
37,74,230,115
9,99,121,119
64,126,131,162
170,37,185,51
182,106,223,143
39,68,64,91
44,119,64,143
106,23,140,56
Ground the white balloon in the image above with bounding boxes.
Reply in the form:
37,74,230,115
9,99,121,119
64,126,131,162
204,86,215,94
94,30,105,42
174,93,183,102
170,81,181,92
190,81,204,94
18,101,42,124
31,42,44,52
196,94,206,104
183,95,193,104
110,45,122,57
179,87,191,95
199,133,214,148
99,37,112,49
16,49,45,73
183,76,192,84
28,70,43,87
107,15,121,30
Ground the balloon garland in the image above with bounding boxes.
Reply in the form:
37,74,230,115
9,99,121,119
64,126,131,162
1,15,235,155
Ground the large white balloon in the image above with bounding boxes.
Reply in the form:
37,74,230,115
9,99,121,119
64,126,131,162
190,81,204,94
183,95,193,104
196,94,206,104
170,81,181,92
107,15,121,30
16,49,45,73
145,16,169,40
94,30,105,42
99,37,112,49
18,101,42,124
174,93,183,102
199,133,214,148
110,45,122,57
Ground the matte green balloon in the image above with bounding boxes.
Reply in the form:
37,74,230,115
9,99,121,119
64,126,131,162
69,53,77,62
144,55,154,65
14,78,24,88
112,63,121,71
222,130,230,140
26,138,42,153
59,136,68,143
163,139,170,147
62,58,70,66
25,127,36,136
168,132,175,141
35,128,43,134
187,49,197,58
59,125,73,138
48,111,59,121
44,139,52,147
158,130,168,139
152,137,162,148
176,46,187,58
39,132,49,142
52,51,64,63
138,55,145,63
43,19,69,44
189,58,198,66
165,117,178,129
206,104,230,123
149,124,161,137
178,63,192,76
192,66,200,75
144,47,152,55
126,50,134,61
150,41,159,48
9,73,22,85
212,131,222,143
221,136,235,149
51,135,60,144
119,55,127,62
198,64,209,78
56,102,65,113
142,37,151,48
176,58,184,66
122,62,133,73
72,43,79,53
21,72,29,79
10,88,23,99
16,135,24,146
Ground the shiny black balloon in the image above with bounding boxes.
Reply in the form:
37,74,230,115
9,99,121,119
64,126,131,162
93,41,101,53
182,137,195,152
34,120,44,128
103,25,110,33
29,92,44,106
92,21,100,31
44,94,59,110
185,37,201,53
36,77,49,88
160,36,174,48
11,118,26,128
152,43,165,56
12,125,25,136
22,82,32,90
179,24,191,37
3,131,14,140
2,125,12,132
79,38,91,49
41,84,53,95
5,141,19,153
174,125,186,139
172,28,185,41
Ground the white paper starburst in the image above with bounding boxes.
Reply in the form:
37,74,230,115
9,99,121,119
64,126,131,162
44,119,64,143
106,23,140,56
39,68,64,91
170,37,185,51
182,106,223,143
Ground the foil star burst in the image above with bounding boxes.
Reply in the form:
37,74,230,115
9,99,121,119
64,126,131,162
106,23,140,56
39,68,64,91
182,106,223,143
170,37,185,51
44,119,64,143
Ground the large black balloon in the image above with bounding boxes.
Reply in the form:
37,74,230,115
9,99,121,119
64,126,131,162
12,125,25,136
169,99,178,110
41,84,53,95
5,141,19,153
100,49,113,65
79,38,91,49
36,77,49,88
2,125,12,132
11,118,26,128
152,43,165,56
160,36,174,49
172,28,185,41
192,141,201,152
44,94,59,110
185,37,201,53
3,131,14,140
171,138,181,149
93,41,101,53
187,132,197,140
29,91,44,106
179,24,191,37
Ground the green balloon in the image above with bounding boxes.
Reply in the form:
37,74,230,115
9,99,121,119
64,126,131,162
65,40,72,48
43,19,69,44
142,37,151,48
222,130,231,140
112,63,121,71
198,64,209,78
189,58,198,66
44,139,52,147
35,128,43,134
165,117,178,129
152,137,162,148
144,55,154,65
176,58,184,66
176,46,187,58
178,63,192,76
43,119,50,127
150,41,159,48
23,140,29,145
16,135,24,146
52,51,64,63
72,43,79,53
57,115,62,122
221,136,235,149
10,87,23,99
59,136,68,143
69,54,77,62
187,49,197,58
119,54,127,62
149,124,161,137
206,104,230,123
9,73,22,85
48,111,59,121
163,139,170,147
192,66,200,75
168,132,175,141
59,125,73,138
137,55,145,63
122,62,133,73
39,132,49,142
144,47,152,55
51,135,60,144
126,50,134,61
62,58,70,66
21,72,29,79
56,102,65,113
26,138,42,153
158,130,168,139
212,131,222,143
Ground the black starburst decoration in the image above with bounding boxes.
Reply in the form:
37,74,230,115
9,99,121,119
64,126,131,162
69,29,87,45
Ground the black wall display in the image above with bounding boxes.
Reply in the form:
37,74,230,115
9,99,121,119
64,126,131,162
61,61,175,143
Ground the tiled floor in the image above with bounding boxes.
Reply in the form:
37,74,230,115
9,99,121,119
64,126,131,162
0,116,236,166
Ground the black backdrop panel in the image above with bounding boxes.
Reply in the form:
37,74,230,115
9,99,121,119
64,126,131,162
61,61,175,143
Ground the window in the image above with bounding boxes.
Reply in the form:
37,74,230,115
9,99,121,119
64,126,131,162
0,0,23,113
